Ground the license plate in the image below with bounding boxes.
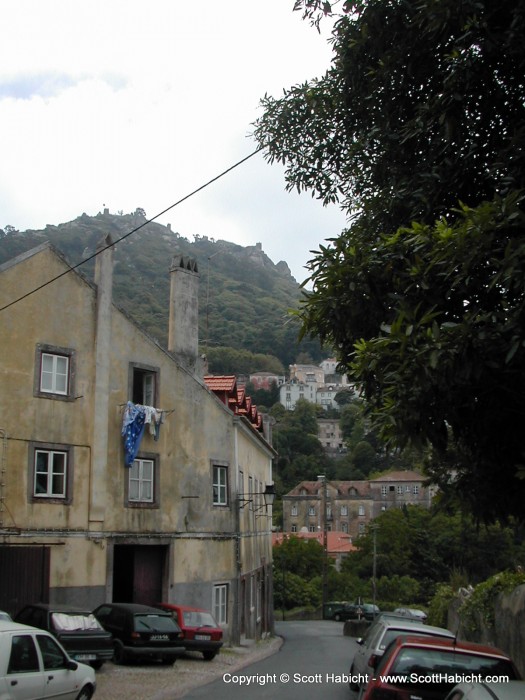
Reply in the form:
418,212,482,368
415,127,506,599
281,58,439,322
75,654,96,661
195,635,210,641
150,634,169,641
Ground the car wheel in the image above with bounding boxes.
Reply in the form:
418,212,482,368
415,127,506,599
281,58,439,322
113,641,128,665
90,660,104,670
349,664,359,691
334,613,342,621
202,651,217,661
75,686,94,700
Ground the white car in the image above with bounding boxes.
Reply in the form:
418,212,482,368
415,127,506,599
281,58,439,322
446,681,525,699
0,619,96,699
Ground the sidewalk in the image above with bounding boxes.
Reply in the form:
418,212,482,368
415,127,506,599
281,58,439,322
94,636,283,700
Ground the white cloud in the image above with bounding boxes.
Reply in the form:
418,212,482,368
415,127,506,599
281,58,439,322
0,0,347,282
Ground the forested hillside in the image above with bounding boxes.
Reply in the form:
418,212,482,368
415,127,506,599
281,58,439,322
0,209,322,372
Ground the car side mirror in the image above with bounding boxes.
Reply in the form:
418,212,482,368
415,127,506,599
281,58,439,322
356,638,363,645
67,660,78,671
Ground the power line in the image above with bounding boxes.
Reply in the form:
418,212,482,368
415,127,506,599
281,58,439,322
0,145,264,313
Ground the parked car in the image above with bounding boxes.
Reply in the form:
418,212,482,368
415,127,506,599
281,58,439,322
15,603,113,669
0,611,12,621
0,618,96,700
349,616,455,692
334,602,380,621
323,601,349,620
394,607,428,622
445,681,525,700
157,603,223,660
361,634,520,700
92,603,185,665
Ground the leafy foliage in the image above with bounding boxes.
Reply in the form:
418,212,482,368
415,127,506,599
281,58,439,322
254,0,525,521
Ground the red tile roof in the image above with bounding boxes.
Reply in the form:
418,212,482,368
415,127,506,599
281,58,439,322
204,375,263,433
273,530,356,556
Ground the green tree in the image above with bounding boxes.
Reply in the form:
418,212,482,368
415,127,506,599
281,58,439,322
254,0,525,522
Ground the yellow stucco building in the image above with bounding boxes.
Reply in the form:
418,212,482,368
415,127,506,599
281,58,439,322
0,238,275,644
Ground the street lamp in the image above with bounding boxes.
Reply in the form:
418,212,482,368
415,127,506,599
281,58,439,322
237,483,276,512
317,475,329,615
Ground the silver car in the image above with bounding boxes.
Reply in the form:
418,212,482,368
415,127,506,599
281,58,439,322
445,681,525,700
349,614,455,692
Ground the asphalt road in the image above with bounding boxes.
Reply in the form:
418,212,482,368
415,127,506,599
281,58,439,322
183,620,359,699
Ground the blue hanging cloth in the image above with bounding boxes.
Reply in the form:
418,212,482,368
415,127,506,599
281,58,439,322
122,401,146,467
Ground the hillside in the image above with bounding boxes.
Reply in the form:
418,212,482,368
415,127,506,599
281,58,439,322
0,210,323,370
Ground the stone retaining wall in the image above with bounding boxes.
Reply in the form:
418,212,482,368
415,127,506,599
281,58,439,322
449,583,525,678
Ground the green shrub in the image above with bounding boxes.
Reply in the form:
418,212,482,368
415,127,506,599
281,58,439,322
459,570,525,632
427,583,455,628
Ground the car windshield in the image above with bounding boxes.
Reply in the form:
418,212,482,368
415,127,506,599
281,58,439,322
391,647,518,689
379,627,428,651
182,611,218,627
134,614,178,632
51,612,103,631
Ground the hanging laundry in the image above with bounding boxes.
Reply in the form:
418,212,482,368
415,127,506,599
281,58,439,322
122,401,146,467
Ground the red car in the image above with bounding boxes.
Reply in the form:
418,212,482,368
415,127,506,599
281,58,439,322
157,604,223,660
361,634,520,700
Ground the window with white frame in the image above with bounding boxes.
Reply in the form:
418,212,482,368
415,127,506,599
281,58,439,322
291,524,297,532
397,485,403,494
413,485,419,495
381,485,387,496
358,505,365,516
308,525,316,532
341,522,348,533
291,504,298,516
35,345,75,400
341,505,348,516
128,458,154,503
213,584,228,625
213,464,228,506
33,448,68,499
358,522,366,534
308,505,316,516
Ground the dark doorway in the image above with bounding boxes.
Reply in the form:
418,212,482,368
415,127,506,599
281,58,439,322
112,544,166,605
0,546,50,617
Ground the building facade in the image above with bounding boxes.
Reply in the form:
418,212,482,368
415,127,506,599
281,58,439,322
0,240,275,644
282,471,435,539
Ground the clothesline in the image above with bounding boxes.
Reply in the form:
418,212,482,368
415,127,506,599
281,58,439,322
118,403,175,414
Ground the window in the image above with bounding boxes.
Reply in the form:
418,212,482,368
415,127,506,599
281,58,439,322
308,525,316,532
358,522,366,534
36,634,69,670
32,447,70,500
213,584,228,625
358,505,365,516
291,524,297,532
405,485,411,492
129,458,154,503
8,635,39,673
308,506,316,516
291,505,298,516
341,522,348,533
34,344,75,400
413,485,419,495
397,485,403,495
130,363,159,406
381,485,387,496
213,464,228,506
340,505,348,516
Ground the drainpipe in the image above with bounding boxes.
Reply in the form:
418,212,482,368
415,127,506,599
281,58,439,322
90,234,114,524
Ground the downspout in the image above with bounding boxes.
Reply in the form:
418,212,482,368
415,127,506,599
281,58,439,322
89,234,114,525
0,428,7,528
233,422,242,646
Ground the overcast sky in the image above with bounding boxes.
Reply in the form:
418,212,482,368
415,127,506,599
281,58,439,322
0,1,348,283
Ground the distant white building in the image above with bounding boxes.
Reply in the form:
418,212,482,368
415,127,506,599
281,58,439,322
280,362,356,410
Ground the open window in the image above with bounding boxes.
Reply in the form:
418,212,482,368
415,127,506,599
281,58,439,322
129,363,159,406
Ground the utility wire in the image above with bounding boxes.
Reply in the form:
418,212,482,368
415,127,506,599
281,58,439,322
1,145,264,313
